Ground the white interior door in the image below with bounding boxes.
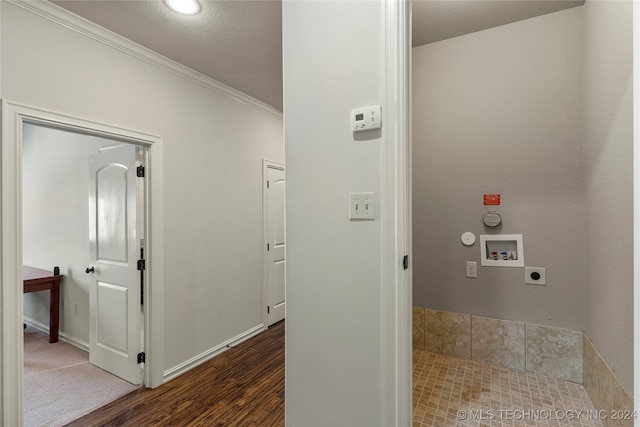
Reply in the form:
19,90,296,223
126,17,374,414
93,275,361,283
266,164,285,326
88,145,142,385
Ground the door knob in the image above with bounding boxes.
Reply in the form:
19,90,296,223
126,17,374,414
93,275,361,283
85,266,95,274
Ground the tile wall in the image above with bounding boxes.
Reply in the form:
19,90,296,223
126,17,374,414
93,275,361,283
583,335,634,427
413,307,582,382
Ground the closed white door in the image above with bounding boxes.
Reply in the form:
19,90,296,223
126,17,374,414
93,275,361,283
266,165,285,326
88,145,142,385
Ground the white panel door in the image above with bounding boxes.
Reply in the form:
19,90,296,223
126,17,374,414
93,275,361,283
88,145,142,385
267,166,285,326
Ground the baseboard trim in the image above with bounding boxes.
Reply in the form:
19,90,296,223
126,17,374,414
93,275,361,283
163,324,266,383
23,317,89,352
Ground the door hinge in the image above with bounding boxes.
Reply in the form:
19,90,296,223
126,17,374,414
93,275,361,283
267,306,270,314
137,352,145,363
403,255,409,270
267,180,270,188
137,259,146,271
267,243,270,251
137,165,145,177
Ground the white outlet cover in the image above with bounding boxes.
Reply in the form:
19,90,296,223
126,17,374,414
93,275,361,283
525,267,546,285
466,261,477,278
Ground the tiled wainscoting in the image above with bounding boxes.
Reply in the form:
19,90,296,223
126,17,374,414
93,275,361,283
413,307,633,426
583,335,634,426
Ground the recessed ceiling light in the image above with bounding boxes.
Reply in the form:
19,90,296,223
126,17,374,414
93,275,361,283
165,0,201,15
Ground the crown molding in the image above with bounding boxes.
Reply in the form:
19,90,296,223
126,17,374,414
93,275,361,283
6,0,283,119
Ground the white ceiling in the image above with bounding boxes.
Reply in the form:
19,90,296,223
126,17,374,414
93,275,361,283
51,0,585,112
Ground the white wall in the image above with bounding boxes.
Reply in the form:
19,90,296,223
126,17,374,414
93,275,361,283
412,8,586,330
583,0,633,390
283,1,389,425
1,1,283,375
22,124,116,344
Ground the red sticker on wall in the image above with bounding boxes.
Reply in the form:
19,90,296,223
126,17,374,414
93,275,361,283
484,194,501,206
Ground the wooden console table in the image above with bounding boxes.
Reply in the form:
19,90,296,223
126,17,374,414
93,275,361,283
23,266,63,343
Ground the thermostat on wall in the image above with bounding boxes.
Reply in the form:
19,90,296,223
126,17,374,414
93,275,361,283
351,105,381,132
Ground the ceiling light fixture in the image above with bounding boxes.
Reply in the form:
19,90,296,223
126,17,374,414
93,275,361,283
165,0,201,15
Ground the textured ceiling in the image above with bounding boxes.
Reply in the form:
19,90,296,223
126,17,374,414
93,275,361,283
51,0,585,112
52,0,283,110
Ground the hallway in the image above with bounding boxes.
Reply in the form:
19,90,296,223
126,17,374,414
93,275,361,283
66,322,284,426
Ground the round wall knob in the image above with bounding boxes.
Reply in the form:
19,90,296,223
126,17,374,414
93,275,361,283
530,271,541,281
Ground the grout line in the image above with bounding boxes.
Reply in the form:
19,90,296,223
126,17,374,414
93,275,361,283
469,314,474,362
524,322,527,374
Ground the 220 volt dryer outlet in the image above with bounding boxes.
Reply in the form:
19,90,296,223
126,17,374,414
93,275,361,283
525,267,546,285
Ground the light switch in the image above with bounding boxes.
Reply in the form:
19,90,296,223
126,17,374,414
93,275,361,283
349,193,375,220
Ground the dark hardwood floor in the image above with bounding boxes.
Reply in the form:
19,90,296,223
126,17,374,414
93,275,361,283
66,321,284,427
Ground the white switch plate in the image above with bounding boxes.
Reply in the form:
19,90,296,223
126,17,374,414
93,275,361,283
525,267,546,285
351,105,382,132
466,261,477,278
349,193,375,220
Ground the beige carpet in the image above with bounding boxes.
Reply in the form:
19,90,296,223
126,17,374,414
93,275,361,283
24,326,138,427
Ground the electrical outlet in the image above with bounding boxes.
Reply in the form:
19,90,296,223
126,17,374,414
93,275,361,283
466,261,477,278
525,267,546,285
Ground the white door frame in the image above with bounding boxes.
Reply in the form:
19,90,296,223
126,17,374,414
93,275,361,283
262,159,285,328
382,0,412,425
633,0,640,413
1,100,165,426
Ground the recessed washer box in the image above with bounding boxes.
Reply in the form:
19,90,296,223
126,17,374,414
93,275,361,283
480,234,524,267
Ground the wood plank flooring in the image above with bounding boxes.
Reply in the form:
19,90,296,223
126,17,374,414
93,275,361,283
66,321,284,427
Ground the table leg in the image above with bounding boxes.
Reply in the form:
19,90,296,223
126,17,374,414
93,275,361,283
50,281,60,343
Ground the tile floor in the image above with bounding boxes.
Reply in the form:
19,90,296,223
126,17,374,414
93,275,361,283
413,349,604,427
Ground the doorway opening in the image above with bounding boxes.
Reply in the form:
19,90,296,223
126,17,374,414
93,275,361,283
1,100,165,425
22,123,145,424
263,160,285,327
